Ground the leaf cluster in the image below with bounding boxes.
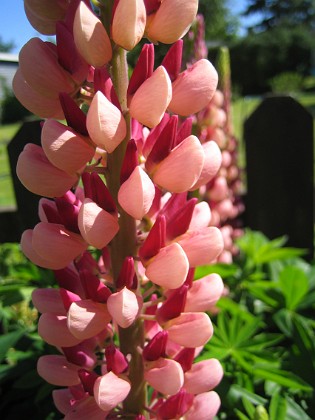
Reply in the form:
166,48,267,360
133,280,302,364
197,229,315,419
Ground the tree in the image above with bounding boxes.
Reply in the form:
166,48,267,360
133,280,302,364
0,36,14,53
243,0,315,31
198,0,239,41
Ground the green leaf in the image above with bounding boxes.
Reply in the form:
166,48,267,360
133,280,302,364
278,266,309,310
269,392,287,420
230,384,268,405
234,409,251,420
253,366,312,391
254,247,306,265
13,369,42,389
273,308,294,337
194,263,239,279
253,405,269,420
285,396,312,420
0,330,24,363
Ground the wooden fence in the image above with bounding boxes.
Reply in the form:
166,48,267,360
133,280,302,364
0,96,314,258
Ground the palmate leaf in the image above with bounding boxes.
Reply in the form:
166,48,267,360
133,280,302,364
278,266,309,310
253,366,312,391
253,247,306,265
195,263,240,279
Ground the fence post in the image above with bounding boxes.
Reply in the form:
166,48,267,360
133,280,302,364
244,95,314,259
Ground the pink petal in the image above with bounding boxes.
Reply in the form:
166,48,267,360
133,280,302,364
38,313,82,347
184,391,221,420
189,202,211,230
73,1,112,67
64,395,107,420
184,274,224,312
16,144,78,198
94,371,131,411
177,227,224,267
67,299,111,340
19,38,75,98
145,243,189,289
87,91,127,153
24,3,61,35
13,68,64,119
118,166,155,220
21,229,69,270
190,141,222,190
37,355,81,386
41,119,95,174
107,287,139,328
32,288,67,314
169,59,218,116
129,66,172,128
165,312,213,347
146,0,198,44
52,388,73,415
184,359,223,394
153,135,204,193
209,176,229,202
144,358,184,395
32,222,87,266
112,0,146,50
78,198,119,249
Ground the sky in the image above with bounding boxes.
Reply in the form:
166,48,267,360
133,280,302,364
0,0,256,55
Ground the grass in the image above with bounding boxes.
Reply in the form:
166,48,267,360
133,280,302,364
0,123,20,208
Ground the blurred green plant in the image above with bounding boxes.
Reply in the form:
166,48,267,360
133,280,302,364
268,72,304,94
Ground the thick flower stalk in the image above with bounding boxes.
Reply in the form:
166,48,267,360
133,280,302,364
15,1,224,418
187,16,244,263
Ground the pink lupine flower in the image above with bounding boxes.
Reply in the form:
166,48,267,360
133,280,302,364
189,202,212,230
78,198,119,249
31,222,87,266
107,287,139,328
93,371,131,411
112,0,146,50
41,119,95,174
177,226,224,267
184,391,221,420
152,135,205,193
157,389,194,419
144,358,184,395
37,355,81,386
118,166,155,219
67,299,111,340
52,388,74,415
183,358,224,394
12,68,65,119
164,312,213,347
143,330,168,361
190,141,222,190
129,66,172,128
184,273,224,312
19,38,75,99
38,313,82,348
146,0,198,44
145,243,189,289
168,59,218,116
105,344,129,374
210,176,229,202
32,287,67,315
86,91,127,153
63,394,108,419
24,0,69,35
73,1,112,67
16,144,78,198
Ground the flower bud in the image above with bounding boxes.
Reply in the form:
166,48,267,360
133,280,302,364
169,59,218,116
78,198,119,249
37,355,81,386
87,91,127,153
118,166,155,220
94,371,131,411
112,0,146,50
17,144,78,198
146,0,198,44
73,1,112,67
129,66,172,128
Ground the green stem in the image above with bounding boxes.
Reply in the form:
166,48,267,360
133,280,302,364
103,38,146,415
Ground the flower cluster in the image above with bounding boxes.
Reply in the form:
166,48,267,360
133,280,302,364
14,1,225,418
186,16,244,263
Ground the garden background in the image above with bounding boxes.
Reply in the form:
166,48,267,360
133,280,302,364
0,1,315,419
